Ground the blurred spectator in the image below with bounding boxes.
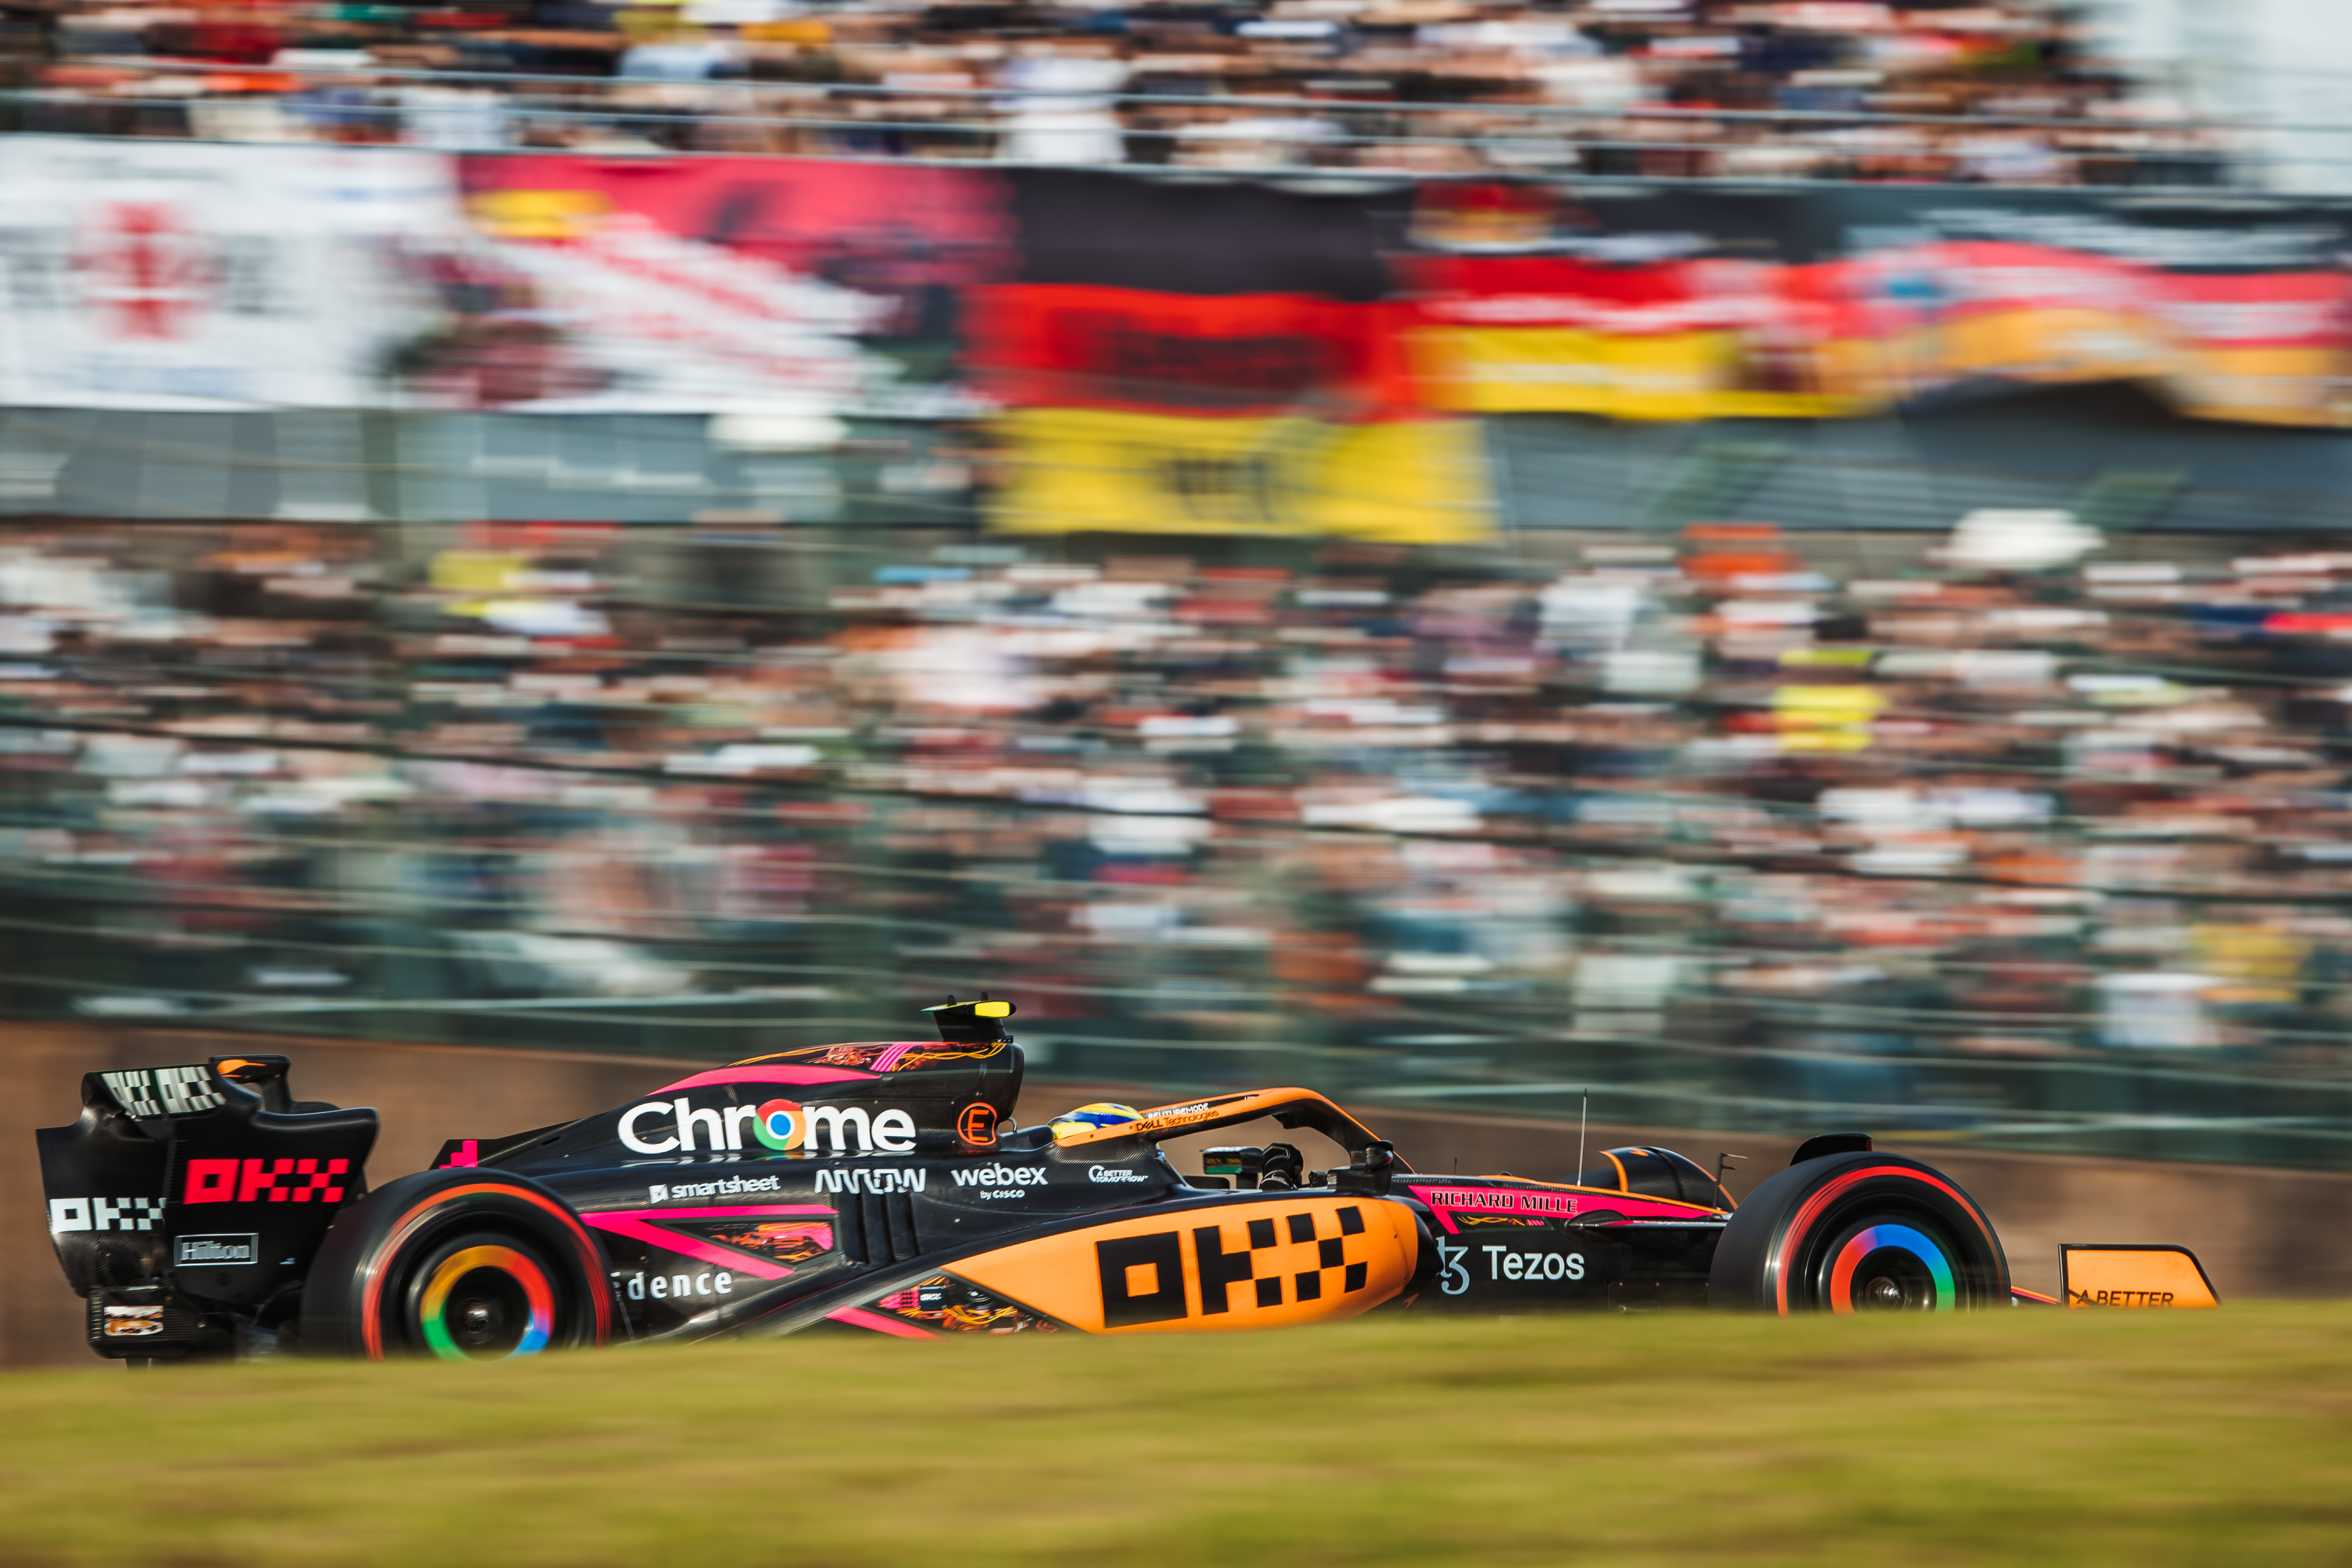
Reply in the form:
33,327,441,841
998,49,1130,163
3,0,2232,185
5,505,2352,1176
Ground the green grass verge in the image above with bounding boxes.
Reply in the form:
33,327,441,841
2,1305,2347,1567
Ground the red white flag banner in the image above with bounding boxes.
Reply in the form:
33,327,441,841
0,137,455,409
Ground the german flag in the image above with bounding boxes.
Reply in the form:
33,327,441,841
971,171,1490,543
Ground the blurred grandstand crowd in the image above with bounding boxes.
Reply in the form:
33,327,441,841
5,513,2352,1137
5,0,2230,182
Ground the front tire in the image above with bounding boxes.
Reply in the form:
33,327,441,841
1709,1150,2008,1313
301,1169,613,1359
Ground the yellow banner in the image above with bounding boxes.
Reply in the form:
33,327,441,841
988,409,1493,544
2175,345,2345,427
1909,311,2342,428
1411,326,1879,421
1932,307,2174,385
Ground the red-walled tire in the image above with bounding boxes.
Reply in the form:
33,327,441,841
1709,1151,2008,1314
300,1168,613,1360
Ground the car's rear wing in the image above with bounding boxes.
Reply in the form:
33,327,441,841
35,1055,377,1358
1052,1087,1415,1173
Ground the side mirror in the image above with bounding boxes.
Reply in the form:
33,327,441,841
1202,1146,1265,1190
1333,1141,1395,1197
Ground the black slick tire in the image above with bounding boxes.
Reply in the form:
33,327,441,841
299,1167,613,1359
1708,1150,2008,1313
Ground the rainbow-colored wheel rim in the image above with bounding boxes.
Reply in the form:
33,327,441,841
1828,1223,1954,1314
417,1245,555,1360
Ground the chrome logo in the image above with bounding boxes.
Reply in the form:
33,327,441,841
751,1098,805,1152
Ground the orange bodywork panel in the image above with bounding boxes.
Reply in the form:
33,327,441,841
951,1193,1423,1335
2061,1245,2220,1309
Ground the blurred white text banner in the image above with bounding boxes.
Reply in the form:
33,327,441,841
0,137,456,409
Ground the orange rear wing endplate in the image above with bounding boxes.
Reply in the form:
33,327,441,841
2061,1244,2220,1309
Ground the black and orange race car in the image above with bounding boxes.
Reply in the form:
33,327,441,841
36,999,2219,1362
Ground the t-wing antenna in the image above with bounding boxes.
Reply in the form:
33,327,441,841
925,995,1016,1046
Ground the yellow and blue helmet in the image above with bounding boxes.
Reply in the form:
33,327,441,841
1050,1102,1143,1142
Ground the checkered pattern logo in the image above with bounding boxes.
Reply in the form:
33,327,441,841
1095,1204,1377,1327
49,1196,162,1233
1194,1204,1370,1313
100,1066,223,1119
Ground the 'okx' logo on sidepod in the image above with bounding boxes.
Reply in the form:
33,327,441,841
1097,1207,1373,1327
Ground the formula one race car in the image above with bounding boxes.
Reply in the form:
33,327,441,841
37,999,2219,1362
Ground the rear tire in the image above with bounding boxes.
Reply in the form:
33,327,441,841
1709,1151,2008,1313
300,1168,612,1359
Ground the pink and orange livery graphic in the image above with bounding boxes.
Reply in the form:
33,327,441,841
1409,1183,1714,1232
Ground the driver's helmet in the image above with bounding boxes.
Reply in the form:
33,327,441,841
1050,1102,1143,1142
